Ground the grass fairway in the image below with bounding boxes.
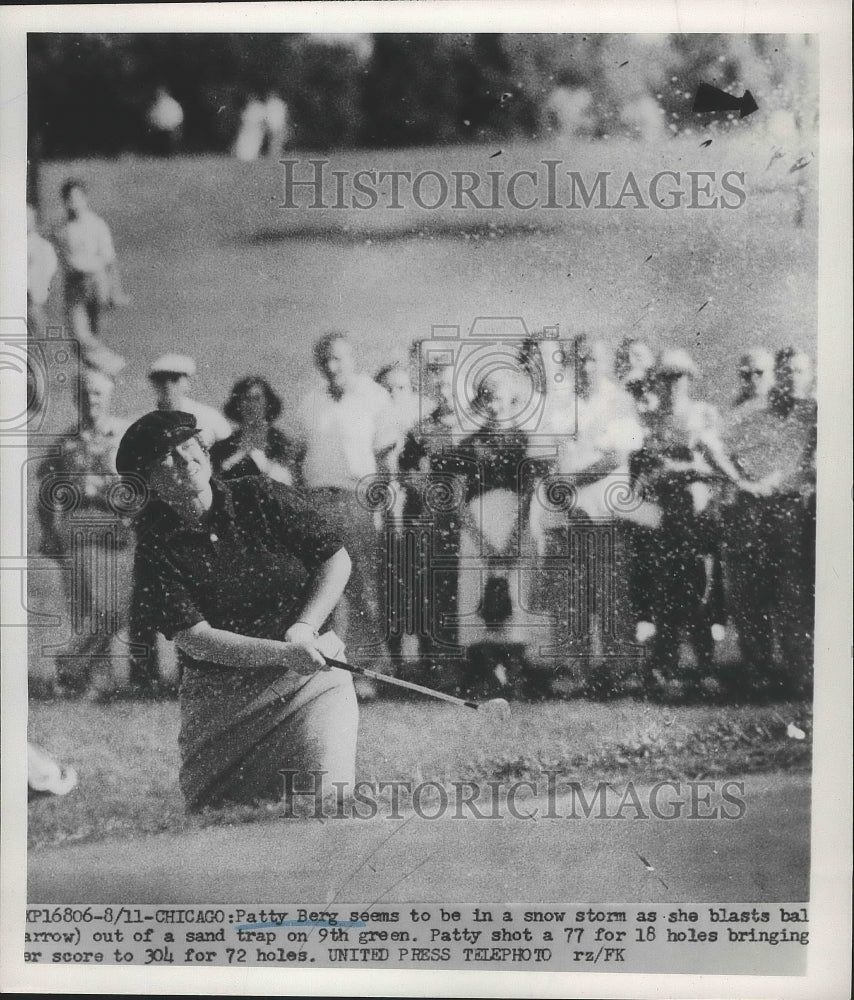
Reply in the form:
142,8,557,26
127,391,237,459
28,697,811,850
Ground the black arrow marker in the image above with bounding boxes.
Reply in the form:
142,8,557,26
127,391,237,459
692,82,758,119
789,154,813,173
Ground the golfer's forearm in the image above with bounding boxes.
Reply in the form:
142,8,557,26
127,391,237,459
173,622,293,670
295,547,352,630
266,461,293,485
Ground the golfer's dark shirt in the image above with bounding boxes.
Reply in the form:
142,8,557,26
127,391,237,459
133,476,342,642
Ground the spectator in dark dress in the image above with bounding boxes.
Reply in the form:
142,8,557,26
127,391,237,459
211,376,297,485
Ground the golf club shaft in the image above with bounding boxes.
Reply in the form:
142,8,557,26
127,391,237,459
322,655,480,710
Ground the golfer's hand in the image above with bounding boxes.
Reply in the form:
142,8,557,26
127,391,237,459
284,622,330,675
285,621,319,644
636,621,656,643
283,640,328,675
248,448,270,474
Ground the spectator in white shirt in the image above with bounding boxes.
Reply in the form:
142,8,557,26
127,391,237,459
296,331,395,677
297,333,396,489
265,92,290,159
553,337,644,516
55,178,128,344
234,95,268,162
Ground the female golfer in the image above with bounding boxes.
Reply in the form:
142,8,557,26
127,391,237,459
116,410,357,812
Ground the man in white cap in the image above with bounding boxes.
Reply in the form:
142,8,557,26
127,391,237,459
148,353,232,447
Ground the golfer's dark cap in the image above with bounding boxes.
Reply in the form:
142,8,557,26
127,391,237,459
116,410,198,476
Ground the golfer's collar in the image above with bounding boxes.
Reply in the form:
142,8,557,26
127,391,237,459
136,477,237,542
176,478,237,536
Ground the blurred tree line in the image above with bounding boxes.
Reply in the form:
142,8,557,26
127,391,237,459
28,32,816,161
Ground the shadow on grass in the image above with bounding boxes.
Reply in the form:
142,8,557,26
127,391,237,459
242,217,559,246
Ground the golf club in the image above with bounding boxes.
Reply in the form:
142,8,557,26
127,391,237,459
321,654,511,719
